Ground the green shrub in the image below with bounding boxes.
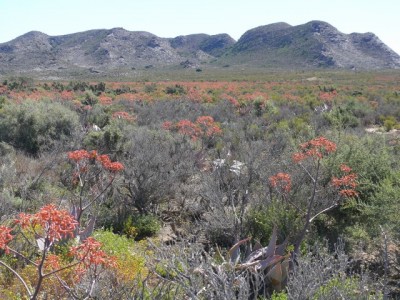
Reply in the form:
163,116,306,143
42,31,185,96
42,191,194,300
363,175,400,239
81,90,98,106
324,106,360,128
245,200,303,245
317,134,395,247
0,96,7,109
83,119,126,153
312,275,382,300
83,104,110,128
382,116,397,131
0,100,79,155
287,241,383,299
144,83,157,93
123,214,161,240
271,291,288,300
4,76,34,91
94,230,146,282
165,84,186,95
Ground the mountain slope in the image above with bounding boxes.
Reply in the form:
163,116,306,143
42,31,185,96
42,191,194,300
0,21,399,76
222,21,400,69
170,33,235,57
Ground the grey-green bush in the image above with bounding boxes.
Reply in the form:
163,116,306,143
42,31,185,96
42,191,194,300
0,100,80,155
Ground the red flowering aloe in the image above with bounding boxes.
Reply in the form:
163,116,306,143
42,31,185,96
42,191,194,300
17,204,78,244
269,172,292,194
0,205,116,299
292,136,337,163
331,164,358,198
66,149,124,226
163,115,222,142
271,137,360,257
0,225,13,254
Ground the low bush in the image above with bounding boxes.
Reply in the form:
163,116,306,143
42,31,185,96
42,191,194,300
123,214,161,240
0,100,80,155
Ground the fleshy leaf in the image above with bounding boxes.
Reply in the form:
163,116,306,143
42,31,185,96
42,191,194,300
275,238,288,256
265,226,277,258
244,246,268,263
267,262,283,289
228,237,251,263
256,255,284,272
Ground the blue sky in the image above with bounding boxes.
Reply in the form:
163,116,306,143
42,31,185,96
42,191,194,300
1,0,399,54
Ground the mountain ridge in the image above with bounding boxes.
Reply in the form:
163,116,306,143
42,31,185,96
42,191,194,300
1,20,399,76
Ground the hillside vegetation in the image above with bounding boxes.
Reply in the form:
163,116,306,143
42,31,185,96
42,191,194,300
0,72,400,299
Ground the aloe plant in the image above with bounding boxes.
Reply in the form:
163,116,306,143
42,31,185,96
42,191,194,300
217,226,290,293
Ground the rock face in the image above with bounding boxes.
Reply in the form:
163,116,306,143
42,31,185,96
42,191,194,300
0,20,399,75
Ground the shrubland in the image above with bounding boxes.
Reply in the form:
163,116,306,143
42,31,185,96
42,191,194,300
0,72,399,299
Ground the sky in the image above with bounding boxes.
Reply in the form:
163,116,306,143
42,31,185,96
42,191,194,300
1,0,399,54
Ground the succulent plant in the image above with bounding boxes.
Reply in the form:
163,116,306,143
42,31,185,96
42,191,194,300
217,226,290,293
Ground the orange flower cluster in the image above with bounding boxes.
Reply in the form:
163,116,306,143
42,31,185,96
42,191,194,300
163,116,222,141
98,94,113,105
176,119,201,139
269,172,292,193
67,149,98,162
112,111,136,122
41,254,61,272
221,93,240,107
292,137,337,163
70,237,116,269
60,90,74,101
97,154,124,172
340,163,352,173
162,121,173,130
1,204,117,291
67,150,124,172
0,225,13,253
318,90,338,102
331,164,358,198
17,204,78,243
196,116,223,137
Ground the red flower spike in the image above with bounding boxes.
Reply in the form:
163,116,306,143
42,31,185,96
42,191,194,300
68,149,124,173
105,162,124,172
340,164,352,173
339,189,359,197
67,150,90,162
195,116,222,137
42,254,61,271
97,154,111,166
164,116,222,141
16,204,78,243
293,137,337,163
70,237,117,269
269,172,292,193
0,225,13,253
162,121,173,130
89,150,98,159
176,119,200,140
331,165,358,198
112,111,136,122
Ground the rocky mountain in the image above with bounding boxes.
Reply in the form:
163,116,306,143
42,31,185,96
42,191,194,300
0,28,235,75
223,21,400,69
170,33,235,57
0,21,399,76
